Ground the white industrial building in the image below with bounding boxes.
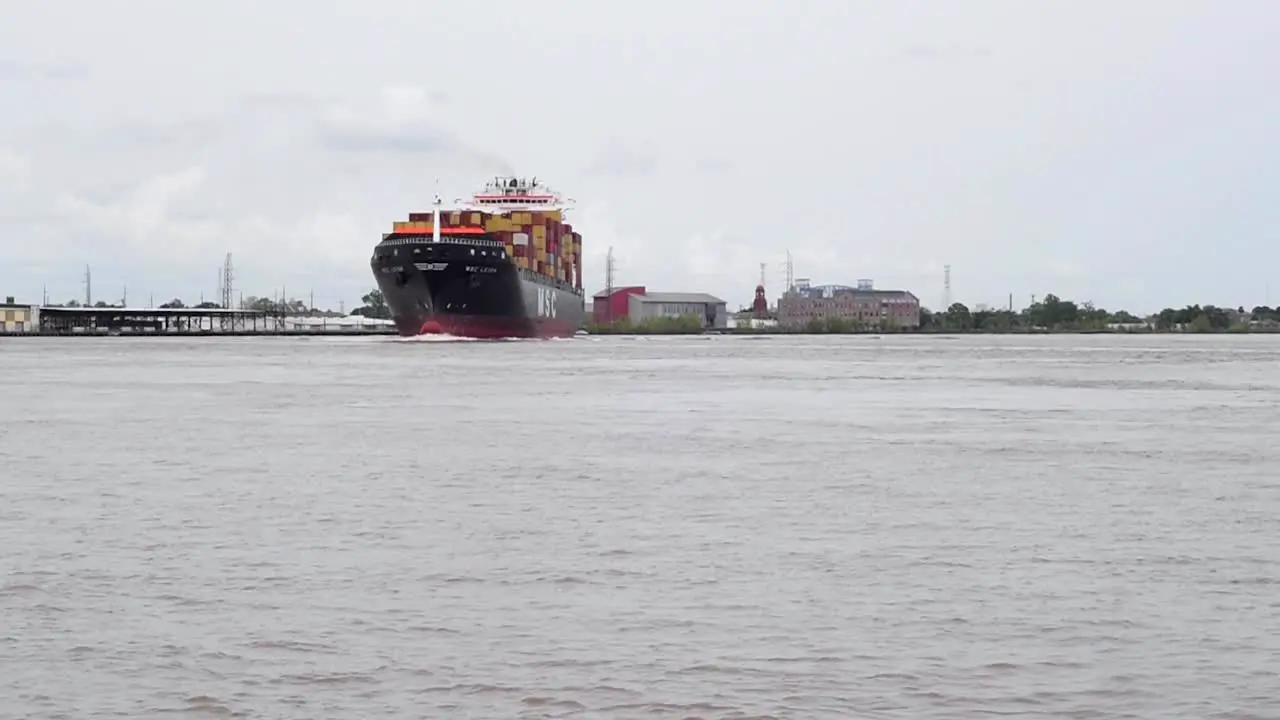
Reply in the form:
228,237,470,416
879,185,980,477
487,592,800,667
627,291,728,329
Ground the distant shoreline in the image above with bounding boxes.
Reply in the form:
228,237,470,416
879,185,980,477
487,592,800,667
6,325,1280,339
592,326,1280,337
0,328,397,338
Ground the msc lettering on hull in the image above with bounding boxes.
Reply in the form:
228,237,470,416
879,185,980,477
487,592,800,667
536,286,558,318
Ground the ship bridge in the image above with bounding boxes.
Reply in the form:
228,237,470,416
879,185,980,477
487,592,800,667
461,176,573,212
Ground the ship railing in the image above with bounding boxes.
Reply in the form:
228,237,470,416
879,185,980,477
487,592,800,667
379,235,504,249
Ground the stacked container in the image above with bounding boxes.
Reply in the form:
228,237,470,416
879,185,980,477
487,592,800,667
389,205,584,288
512,232,530,269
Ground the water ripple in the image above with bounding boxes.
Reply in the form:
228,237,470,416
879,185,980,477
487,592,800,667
1,334,1278,718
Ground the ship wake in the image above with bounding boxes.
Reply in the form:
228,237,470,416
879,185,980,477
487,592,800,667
392,334,541,344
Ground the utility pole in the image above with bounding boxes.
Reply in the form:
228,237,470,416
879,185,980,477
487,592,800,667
604,246,615,323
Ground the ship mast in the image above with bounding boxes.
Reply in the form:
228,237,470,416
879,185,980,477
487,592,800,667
431,178,442,244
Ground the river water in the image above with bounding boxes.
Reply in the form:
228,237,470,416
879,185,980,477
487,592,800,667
2,333,1278,719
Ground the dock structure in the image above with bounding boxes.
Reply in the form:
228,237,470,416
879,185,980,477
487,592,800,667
25,307,396,336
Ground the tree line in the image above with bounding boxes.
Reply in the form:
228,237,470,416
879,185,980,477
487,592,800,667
923,295,1280,332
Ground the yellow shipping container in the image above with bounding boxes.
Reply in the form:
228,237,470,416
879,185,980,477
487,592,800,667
468,212,481,225
532,225,546,239
544,210,562,221
512,212,532,225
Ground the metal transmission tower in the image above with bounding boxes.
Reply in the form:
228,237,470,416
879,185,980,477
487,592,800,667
784,250,794,293
604,246,616,323
943,264,952,309
219,253,234,309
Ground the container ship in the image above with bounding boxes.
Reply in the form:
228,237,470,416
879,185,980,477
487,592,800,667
370,176,586,339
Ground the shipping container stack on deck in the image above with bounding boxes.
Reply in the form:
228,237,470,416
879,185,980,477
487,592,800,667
391,208,583,291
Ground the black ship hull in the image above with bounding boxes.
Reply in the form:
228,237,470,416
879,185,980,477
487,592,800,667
371,234,585,339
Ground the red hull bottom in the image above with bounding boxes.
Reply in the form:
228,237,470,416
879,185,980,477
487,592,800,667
405,314,577,340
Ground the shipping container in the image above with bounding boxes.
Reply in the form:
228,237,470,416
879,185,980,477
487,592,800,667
512,212,532,225
408,212,434,222
512,232,530,246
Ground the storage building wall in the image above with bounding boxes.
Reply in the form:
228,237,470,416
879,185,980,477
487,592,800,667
592,286,645,324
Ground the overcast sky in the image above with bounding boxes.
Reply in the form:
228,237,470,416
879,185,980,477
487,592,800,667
2,0,1277,313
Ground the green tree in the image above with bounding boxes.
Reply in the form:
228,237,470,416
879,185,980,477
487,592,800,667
1028,294,1079,328
351,289,391,319
945,302,972,330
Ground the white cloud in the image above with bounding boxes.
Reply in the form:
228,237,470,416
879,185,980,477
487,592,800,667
2,0,1279,312
0,148,24,177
